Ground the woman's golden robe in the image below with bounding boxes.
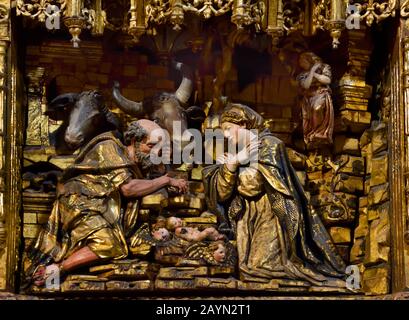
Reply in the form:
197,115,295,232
204,130,346,285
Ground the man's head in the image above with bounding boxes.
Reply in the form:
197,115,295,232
124,120,168,172
124,120,155,151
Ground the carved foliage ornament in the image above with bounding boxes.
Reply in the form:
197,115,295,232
283,0,304,32
145,0,265,32
351,0,397,26
314,0,396,29
401,0,409,17
313,0,330,31
13,0,409,49
12,0,321,47
16,0,67,22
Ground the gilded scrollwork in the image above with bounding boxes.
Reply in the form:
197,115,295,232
13,0,409,50
401,0,409,17
231,0,266,31
145,0,265,32
282,0,304,32
182,0,234,19
16,0,66,22
145,0,173,32
350,0,397,26
313,0,330,31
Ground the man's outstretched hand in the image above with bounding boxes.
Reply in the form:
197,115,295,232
168,175,188,193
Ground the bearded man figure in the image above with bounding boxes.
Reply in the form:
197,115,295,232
24,120,187,288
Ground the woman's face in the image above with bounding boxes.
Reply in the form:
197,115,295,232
299,55,311,71
221,121,246,146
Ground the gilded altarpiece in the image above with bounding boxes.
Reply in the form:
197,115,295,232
0,0,408,297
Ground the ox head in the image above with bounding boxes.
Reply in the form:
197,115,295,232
47,90,118,150
112,61,194,142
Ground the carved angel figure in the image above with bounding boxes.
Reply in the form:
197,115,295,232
183,241,237,266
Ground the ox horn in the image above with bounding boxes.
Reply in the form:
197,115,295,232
112,81,144,116
173,61,193,105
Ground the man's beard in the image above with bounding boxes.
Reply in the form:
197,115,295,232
135,150,155,174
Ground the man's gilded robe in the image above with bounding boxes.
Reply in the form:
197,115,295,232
25,131,140,279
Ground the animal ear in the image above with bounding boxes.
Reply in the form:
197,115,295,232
186,106,206,126
46,93,79,120
92,91,105,109
92,90,103,100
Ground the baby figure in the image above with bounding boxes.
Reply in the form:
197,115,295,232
166,216,225,242
151,227,171,242
211,241,227,263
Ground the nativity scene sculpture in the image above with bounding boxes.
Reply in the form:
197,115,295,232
23,58,350,294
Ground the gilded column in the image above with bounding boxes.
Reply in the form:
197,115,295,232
25,67,48,146
397,19,409,293
0,0,10,291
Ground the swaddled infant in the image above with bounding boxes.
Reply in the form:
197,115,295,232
165,216,225,242
150,216,227,263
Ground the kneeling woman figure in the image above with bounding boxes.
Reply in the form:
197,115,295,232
204,103,346,286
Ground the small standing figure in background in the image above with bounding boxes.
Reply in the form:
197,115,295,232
297,52,334,149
